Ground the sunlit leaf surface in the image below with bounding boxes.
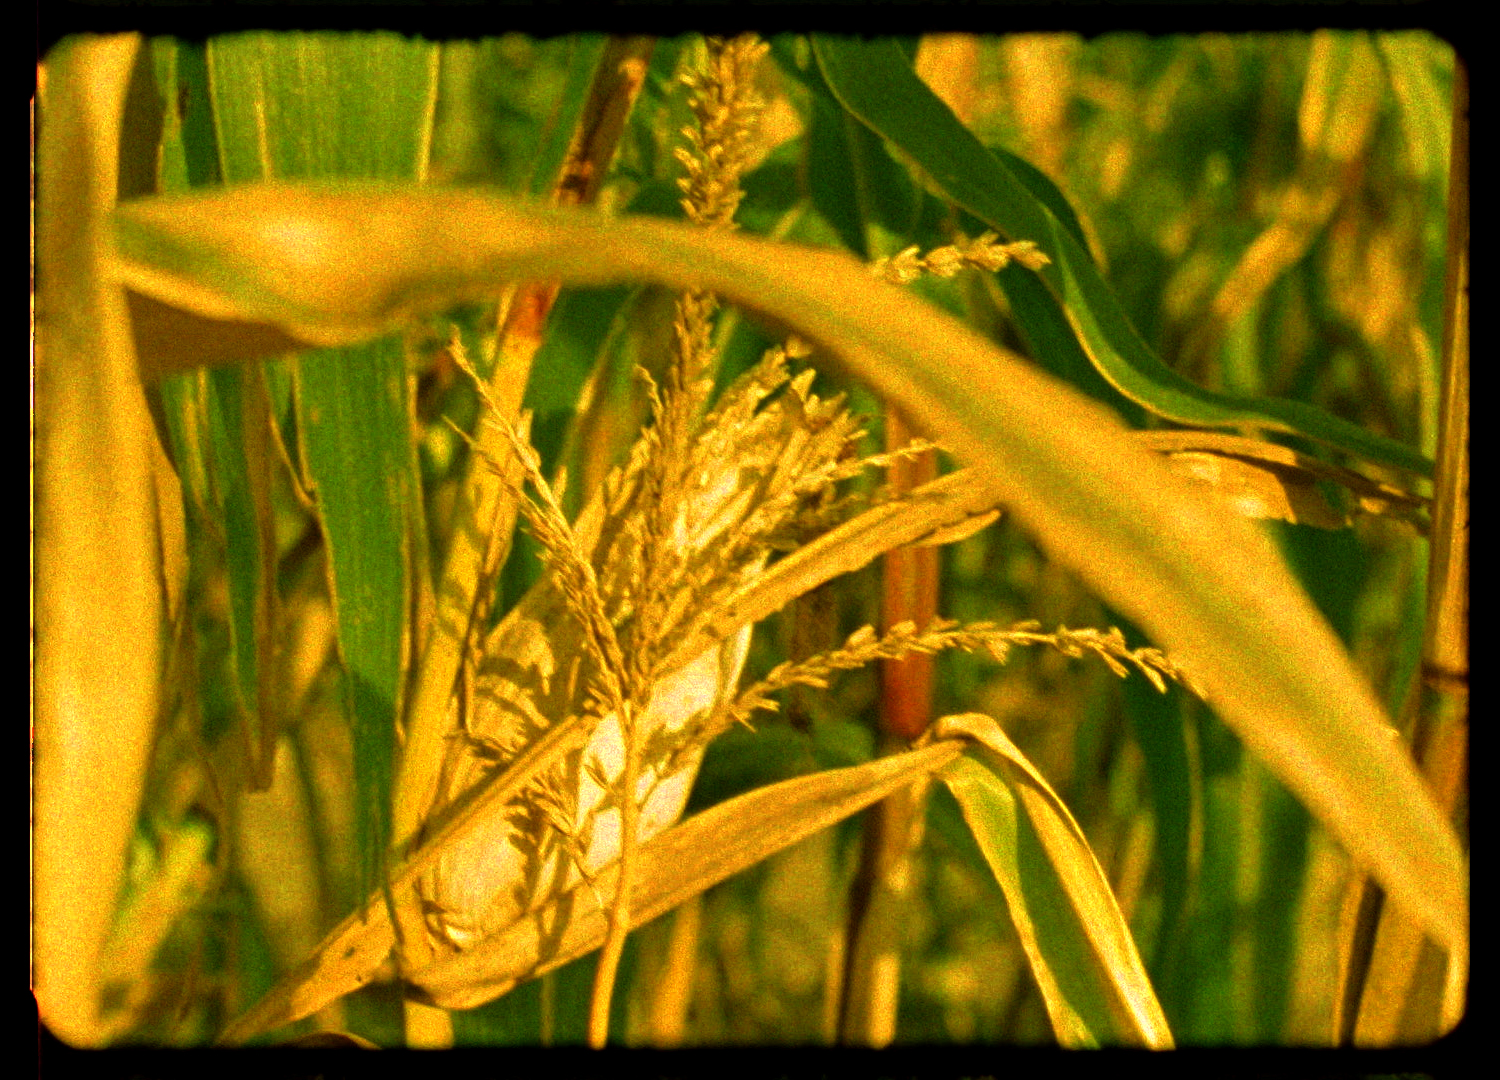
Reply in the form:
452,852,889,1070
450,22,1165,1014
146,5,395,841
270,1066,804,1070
113,184,1466,968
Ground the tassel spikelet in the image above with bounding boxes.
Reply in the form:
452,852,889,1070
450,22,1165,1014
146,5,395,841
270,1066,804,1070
420,337,897,950
416,35,812,955
871,232,1051,285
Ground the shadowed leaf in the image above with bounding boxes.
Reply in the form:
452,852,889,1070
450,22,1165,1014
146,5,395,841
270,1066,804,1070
407,740,963,1010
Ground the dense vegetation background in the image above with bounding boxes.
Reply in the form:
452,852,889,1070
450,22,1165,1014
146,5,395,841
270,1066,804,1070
35,30,1460,1049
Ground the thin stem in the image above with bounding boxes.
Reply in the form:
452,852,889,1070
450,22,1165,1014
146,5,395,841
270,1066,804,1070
836,763,929,1045
588,704,640,1048
1334,56,1468,1047
539,970,556,1045
645,897,702,1045
879,408,941,741
836,407,939,1045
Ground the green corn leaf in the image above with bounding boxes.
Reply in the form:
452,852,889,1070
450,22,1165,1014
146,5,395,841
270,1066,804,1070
1118,665,1194,1006
934,713,1172,1048
810,35,1434,479
151,37,285,788
986,140,1092,254
204,32,439,890
202,364,280,787
1375,33,1453,185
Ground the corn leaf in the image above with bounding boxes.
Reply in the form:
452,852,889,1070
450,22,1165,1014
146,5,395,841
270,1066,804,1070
1375,33,1453,185
810,36,1434,479
201,364,282,788
203,33,439,890
407,740,964,1010
218,461,998,1039
665,469,1003,672
1135,430,1431,533
215,693,596,1043
934,713,1172,1048
150,37,287,791
35,34,169,1046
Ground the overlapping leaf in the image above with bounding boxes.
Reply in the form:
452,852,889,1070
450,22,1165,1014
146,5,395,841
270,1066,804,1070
810,36,1435,479
204,33,439,890
408,741,964,1010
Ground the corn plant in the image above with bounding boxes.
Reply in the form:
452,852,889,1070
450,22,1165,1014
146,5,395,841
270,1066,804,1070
33,30,1465,1049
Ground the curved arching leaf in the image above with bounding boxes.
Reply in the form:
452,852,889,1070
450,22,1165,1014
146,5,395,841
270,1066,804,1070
934,713,1173,1049
112,182,1466,972
811,36,1434,479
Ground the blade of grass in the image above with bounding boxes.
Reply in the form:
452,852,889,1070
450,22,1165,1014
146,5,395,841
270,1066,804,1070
810,36,1434,479
207,33,439,184
293,339,416,894
776,39,1129,414
153,37,287,795
204,31,439,899
1375,33,1453,185
932,713,1173,1048
202,363,282,790
112,182,1468,977
1118,667,1195,1016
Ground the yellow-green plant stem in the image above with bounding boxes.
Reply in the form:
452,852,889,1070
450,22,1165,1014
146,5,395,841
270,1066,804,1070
35,35,176,1046
836,762,930,1045
1336,57,1468,1047
839,39,970,1027
836,407,941,1045
643,898,702,1044
588,703,640,1048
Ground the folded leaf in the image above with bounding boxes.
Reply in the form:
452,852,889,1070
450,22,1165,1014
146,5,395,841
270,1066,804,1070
1134,430,1431,533
35,35,168,1047
934,713,1172,1048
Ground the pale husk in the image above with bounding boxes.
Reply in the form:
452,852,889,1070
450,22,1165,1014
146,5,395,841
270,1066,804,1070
415,354,862,955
